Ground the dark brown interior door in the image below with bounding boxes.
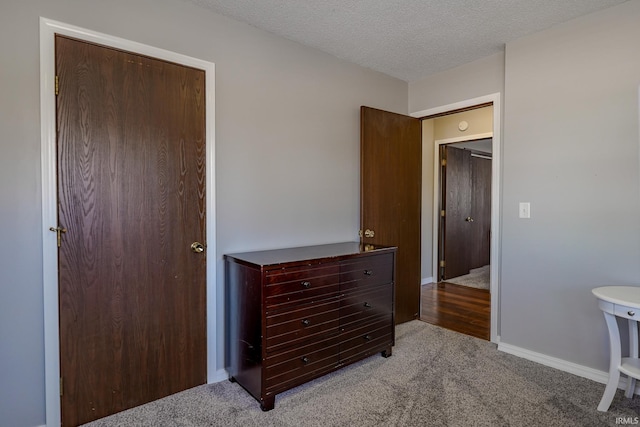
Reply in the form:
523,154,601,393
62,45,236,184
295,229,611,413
361,106,421,324
442,146,472,279
56,35,207,426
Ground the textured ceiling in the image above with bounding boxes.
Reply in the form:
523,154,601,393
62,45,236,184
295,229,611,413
188,0,628,82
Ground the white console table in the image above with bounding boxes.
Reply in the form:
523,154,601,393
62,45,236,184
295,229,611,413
592,286,640,411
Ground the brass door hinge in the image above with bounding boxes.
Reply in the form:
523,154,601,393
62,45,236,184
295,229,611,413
439,260,445,268
55,75,59,96
440,210,445,217
49,226,67,247
441,158,446,167
359,229,375,238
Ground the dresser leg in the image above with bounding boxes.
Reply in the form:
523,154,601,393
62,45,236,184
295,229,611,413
382,347,392,358
260,396,275,411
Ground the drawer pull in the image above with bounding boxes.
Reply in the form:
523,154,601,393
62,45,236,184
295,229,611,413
629,311,636,317
364,270,373,276
301,356,309,365
364,334,372,341
363,302,372,308
301,281,311,288
301,319,311,326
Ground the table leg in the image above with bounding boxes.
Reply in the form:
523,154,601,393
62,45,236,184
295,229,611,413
598,312,622,412
626,319,638,398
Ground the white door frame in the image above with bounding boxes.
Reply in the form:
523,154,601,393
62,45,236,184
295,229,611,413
412,93,501,343
40,18,219,427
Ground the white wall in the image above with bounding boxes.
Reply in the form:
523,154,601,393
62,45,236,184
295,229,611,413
409,52,504,114
500,1,640,370
0,0,407,425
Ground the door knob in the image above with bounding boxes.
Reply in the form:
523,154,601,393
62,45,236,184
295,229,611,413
465,217,474,222
364,229,375,238
191,242,205,253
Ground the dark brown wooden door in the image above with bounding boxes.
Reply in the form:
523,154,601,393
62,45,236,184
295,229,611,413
360,106,421,324
55,35,207,426
441,146,491,280
442,146,472,279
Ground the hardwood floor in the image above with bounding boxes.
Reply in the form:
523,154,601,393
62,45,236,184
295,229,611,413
420,282,490,340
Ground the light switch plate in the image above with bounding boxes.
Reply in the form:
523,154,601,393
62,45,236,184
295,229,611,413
519,202,530,219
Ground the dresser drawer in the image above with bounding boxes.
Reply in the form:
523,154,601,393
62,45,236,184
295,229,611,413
266,299,341,353
340,285,392,329
340,253,394,291
265,358,339,397
265,337,341,393
339,318,393,363
266,263,339,285
265,264,340,308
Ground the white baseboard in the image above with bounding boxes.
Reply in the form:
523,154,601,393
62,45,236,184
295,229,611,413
421,276,434,285
498,341,639,394
210,368,229,383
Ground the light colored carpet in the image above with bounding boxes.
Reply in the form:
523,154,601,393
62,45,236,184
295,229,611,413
446,265,490,290
83,321,640,427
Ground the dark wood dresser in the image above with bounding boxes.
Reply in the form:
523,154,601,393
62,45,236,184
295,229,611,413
225,242,396,410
